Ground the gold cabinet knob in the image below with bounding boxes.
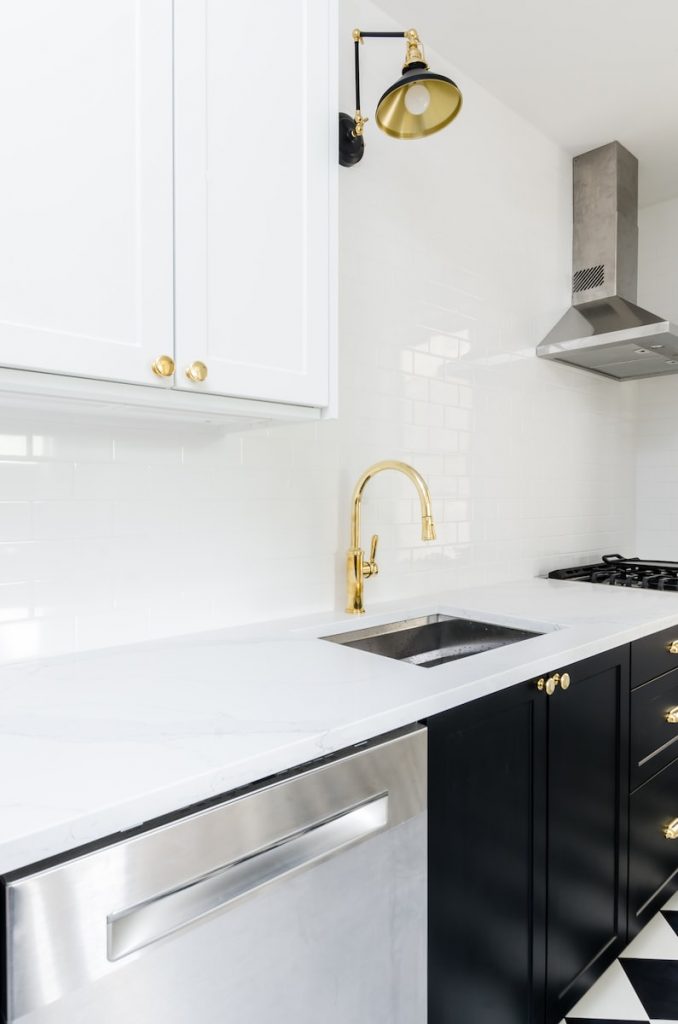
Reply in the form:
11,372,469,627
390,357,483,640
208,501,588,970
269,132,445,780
666,640,678,654
151,354,175,377
666,707,678,724
185,361,208,383
560,672,571,691
537,674,559,696
664,818,678,840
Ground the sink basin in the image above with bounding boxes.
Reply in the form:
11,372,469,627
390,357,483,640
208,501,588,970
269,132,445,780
322,614,542,669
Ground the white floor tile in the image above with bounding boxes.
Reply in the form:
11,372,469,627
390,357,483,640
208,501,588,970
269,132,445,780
621,912,678,960
662,890,678,912
567,959,649,1020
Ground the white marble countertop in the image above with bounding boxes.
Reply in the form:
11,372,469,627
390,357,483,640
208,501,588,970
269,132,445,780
3,577,678,875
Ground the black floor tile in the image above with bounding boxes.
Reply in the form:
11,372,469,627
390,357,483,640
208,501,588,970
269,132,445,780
565,1019,648,1023
664,909,678,939
620,958,678,1020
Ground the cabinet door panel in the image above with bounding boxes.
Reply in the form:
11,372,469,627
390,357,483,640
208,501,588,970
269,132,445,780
632,623,678,688
546,648,629,1023
631,669,678,789
0,1,173,385
174,0,332,406
428,683,547,1024
629,756,678,930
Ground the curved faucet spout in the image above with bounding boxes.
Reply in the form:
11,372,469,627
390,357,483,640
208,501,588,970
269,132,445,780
346,460,437,614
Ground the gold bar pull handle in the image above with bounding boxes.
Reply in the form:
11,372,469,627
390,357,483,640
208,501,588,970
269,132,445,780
666,707,678,724
664,818,678,840
666,640,678,654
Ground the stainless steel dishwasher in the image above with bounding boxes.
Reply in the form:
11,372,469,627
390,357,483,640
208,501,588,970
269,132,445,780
2,725,426,1024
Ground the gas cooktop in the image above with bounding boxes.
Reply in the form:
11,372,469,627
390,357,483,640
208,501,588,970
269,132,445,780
549,554,678,591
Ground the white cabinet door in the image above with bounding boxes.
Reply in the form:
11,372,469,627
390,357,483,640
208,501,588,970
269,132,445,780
0,1,173,387
174,0,333,407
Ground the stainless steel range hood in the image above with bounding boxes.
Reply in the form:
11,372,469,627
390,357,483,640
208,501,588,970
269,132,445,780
537,141,678,380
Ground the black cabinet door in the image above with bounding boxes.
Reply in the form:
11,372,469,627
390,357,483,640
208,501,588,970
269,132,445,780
545,646,630,1024
428,681,547,1024
629,755,678,931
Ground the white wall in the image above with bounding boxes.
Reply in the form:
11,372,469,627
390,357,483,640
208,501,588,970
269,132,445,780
635,196,678,558
0,0,637,663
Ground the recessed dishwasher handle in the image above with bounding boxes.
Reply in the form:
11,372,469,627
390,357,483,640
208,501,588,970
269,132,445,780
108,794,388,961
3,725,426,1024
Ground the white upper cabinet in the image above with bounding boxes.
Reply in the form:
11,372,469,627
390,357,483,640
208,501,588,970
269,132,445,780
173,0,334,408
0,0,335,419
0,1,174,387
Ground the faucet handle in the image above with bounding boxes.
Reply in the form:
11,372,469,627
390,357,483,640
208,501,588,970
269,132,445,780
363,533,379,579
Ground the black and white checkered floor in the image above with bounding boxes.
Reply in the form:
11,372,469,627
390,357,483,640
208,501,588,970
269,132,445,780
562,891,678,1023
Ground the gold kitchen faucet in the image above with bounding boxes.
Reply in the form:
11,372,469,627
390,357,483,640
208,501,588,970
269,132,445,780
346,460,436,615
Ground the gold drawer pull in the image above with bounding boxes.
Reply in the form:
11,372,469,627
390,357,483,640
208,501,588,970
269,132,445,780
666,707,678,724
666,640,678,655
537,674,561,697
151,354,175,378
560,672,571,691
185,361,208,383
664,818,678,840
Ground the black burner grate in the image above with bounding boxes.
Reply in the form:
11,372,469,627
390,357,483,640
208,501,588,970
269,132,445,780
549,555,678,591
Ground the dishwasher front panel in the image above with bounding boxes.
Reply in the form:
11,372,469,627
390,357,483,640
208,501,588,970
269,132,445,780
2,725,426,1024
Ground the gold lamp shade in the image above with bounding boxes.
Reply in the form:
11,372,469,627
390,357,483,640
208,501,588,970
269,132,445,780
376,69,463,140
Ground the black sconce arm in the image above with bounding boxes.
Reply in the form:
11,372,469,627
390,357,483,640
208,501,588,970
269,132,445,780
352,31,407,136
339,29,411,167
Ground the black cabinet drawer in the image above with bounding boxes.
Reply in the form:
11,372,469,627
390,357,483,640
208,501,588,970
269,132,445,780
632,624,678,688
631,669,678,789
629,756,678,929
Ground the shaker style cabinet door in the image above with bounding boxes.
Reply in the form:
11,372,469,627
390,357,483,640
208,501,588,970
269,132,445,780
428,683,548,1024
173,0,333,407
545,646,630,1024
0,1,174,386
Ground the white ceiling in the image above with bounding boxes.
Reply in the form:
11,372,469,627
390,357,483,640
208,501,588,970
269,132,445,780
385,0,678,206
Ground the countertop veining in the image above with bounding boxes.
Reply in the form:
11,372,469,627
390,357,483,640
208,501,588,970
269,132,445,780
2,577,678,875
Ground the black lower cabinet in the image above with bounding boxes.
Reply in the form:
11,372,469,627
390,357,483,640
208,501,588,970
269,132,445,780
545,646,630,1023
629,756,678,931
428,645,630,1024
428,681,547,1024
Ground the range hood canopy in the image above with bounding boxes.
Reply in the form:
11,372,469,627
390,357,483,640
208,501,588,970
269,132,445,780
537,141,678,380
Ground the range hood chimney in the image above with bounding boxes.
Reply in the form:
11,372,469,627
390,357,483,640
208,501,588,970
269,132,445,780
537,141,678,380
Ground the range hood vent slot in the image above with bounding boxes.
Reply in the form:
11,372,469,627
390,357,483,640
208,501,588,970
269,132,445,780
573,265,604,293
537,141,678,381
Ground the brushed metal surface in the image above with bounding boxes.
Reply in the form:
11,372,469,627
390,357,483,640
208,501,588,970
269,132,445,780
2,725,426,1023
323,614,541,668
108,795,389,960
572,141,638,307
537,141,678,378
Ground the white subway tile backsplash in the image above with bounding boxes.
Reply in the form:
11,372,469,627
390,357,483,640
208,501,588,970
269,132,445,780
0,503,31,541
0,461,74,501
634,198,678,558
32,501,112,541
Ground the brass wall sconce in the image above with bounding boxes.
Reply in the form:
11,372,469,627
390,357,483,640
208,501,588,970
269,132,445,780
339,28,463,167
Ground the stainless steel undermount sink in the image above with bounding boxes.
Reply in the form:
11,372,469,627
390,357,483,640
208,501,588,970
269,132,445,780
322,614,542,669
